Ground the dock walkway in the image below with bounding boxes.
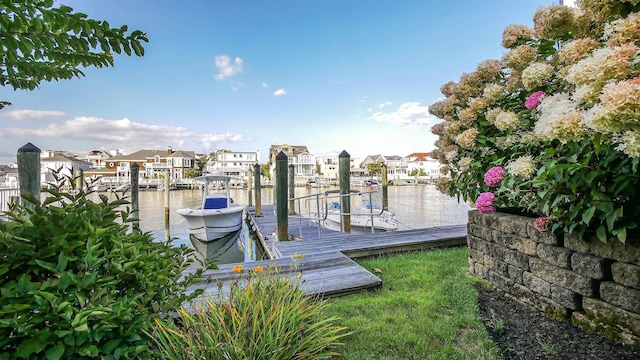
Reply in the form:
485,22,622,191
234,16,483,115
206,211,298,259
185,205,468,301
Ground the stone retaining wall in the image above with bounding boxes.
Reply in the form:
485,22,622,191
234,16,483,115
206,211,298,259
467,210,640,347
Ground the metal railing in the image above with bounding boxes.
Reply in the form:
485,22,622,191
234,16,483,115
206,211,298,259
285,189,386,237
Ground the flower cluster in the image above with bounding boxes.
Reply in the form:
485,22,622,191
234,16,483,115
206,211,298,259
484,166,505,187
429,3,640,242
475,192,496,214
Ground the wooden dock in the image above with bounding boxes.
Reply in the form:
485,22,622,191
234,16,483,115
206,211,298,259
184,205,468,300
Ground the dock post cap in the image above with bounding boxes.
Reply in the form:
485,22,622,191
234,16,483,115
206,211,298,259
18,142,41,153
339,150,350,158
276,151,288,160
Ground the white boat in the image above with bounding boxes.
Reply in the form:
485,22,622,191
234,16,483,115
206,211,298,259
319,190,398,234
176,175,245,242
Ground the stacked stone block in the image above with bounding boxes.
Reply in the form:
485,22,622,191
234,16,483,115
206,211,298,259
467,210,640,347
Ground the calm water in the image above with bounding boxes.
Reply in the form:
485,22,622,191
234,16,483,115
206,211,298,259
89,185,471,265
117,184,471,235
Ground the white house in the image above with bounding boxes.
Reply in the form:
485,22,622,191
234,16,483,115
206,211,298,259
406,152,443,181
40,154,93,187
207,149,260,180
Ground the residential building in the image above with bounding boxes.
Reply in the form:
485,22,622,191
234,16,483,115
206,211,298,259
315,155,339,179
40,154,93,187
360,154,408,179
406,152,443,180
105,147,196,181
268,144,316,178
207,149,260,179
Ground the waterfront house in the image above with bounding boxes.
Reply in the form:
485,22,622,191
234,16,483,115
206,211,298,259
206,149,260,180
40,153,93,188
105,147,197,183
268,144,317,180
360,155,408,180
405,152,444,182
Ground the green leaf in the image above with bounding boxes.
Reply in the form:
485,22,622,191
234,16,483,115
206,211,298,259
596,225,607,242
17,340,46,358
582,206,596,225
45,343,65,360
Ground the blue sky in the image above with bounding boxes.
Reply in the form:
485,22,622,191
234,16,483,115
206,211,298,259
0,0,558,164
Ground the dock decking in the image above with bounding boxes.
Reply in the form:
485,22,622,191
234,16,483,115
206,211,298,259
184,205,468,301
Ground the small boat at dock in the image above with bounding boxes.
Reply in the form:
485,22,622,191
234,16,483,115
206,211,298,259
318,190,398,234
176,175,245,242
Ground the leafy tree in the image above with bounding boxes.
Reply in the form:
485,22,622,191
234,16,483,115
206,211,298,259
260,164,271,180
184,167,200,178
0,0,148,108
366,163,382,175
409,168,426,176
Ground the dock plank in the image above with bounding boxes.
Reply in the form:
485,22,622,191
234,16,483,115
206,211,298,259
183,203,468,306
184,250,382,300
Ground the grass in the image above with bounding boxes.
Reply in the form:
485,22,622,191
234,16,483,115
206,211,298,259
324,247,501,360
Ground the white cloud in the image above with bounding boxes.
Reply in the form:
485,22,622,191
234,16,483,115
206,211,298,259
378,101,392,108
261,82,268,88
369,102,437,127
3,109,66,121
273,88,287,97
214,55,243,81
2,116,247,154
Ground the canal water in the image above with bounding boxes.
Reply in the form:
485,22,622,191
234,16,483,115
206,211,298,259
93,185,472,266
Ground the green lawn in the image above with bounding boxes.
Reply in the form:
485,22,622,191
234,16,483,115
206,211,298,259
325,247,501,360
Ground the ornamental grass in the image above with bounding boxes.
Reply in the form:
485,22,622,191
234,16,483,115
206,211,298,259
150,263,350,360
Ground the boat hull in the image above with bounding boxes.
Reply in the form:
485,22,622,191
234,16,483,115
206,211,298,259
177,206,245,242
321,210,398,234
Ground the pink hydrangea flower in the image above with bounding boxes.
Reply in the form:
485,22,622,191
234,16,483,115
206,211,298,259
476,192,496,214
534,216,552,232
525,91,548,109
484,166,505,187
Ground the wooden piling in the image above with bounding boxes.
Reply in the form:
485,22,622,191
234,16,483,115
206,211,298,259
131,163,140,233
75,168,84,191
275,152,288,241
164,169,170,242
17,142,41,209
247,167,253,207
339,150,351,233
288,163,295,215
381,163,389,211
253,163,262,217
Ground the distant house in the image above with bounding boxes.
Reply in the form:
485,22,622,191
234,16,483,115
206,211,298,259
106,147,197,181
406,152,443,179
268,144,316,178
315,155,339,179
360,154,408,179
207,149,260,179
40,154,93,187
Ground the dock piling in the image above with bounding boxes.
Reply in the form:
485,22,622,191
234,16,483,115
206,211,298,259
131,163,140,233
275,152,288,241
17,142,41,209
339,150,351,233
382,163,389,211
288,163,295,215
253,163,262,217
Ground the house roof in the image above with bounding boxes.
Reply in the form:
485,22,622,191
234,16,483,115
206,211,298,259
111,149,195,161
407,152,432,161
41,154,90,164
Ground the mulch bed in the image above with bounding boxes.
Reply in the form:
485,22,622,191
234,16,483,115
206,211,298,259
476,285,640,360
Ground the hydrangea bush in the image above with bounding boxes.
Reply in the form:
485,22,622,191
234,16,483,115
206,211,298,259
429,0,640,243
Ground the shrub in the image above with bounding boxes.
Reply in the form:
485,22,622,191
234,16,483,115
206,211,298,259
0,174,202,359
151,263,350,359
429,1,640,243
